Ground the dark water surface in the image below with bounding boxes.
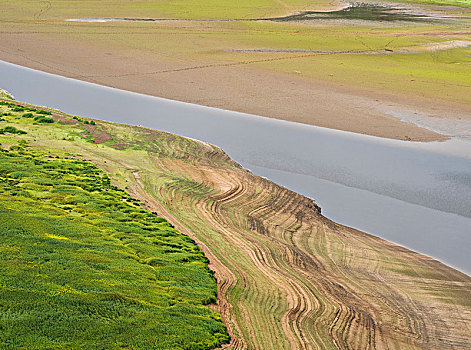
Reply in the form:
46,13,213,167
1,61,470,274
271,3,432,23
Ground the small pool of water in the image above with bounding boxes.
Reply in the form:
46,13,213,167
271,3,432,22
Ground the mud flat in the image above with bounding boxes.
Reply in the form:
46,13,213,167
1,60,470,274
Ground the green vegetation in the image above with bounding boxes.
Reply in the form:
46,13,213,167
401,0,471,8
0,89,13,100
1,102,55,126
1,0,335,20
72,116,94,125
0,101,51,114
37,109,52,115
33,115,54,123
0,126,27,135
0,102,229,349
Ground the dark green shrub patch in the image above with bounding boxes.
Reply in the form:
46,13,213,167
37,109,52,115
34,115,54,123
0,126,27,135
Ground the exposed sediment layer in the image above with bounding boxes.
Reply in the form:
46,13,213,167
124,144,471,349
16,104,468,349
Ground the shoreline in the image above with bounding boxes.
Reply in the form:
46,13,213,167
1,0,470,143
0,51,457,142
2,59,470,275
3,59,471,157
1,94,470,348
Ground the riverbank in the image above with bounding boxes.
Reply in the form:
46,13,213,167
1,0,470,141
1,95,470,348
2,59,470,274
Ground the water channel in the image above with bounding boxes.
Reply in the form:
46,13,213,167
1,60,470,274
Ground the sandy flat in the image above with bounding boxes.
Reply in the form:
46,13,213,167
0,30,468,141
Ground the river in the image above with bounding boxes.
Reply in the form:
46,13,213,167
1,60,470,274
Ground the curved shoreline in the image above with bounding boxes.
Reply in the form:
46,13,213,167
4,95,469,348
2,59,470,275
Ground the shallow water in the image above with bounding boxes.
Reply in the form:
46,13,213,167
271,3,432,22
1,60,470,274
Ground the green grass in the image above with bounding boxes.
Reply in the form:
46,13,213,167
400,0,471,8
0,0,334,21
0,104,229,349
0,90,13,100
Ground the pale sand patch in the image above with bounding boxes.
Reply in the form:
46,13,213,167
1,31,469,142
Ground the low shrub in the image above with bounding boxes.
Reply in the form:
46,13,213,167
0,126,27,134
37,109,52,115
34,115,54,123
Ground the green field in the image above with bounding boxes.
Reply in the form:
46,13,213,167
1,0,333,20
2,0,469,21
0,101,229,349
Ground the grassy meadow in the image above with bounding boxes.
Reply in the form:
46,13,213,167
0,101,229,349
1,0,334,20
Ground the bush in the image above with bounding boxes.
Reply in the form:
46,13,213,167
0,126,27,134
37,109,52,115
22,113,34,118
34,115,54,123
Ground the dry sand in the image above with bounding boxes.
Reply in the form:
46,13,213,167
0,31,468,141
